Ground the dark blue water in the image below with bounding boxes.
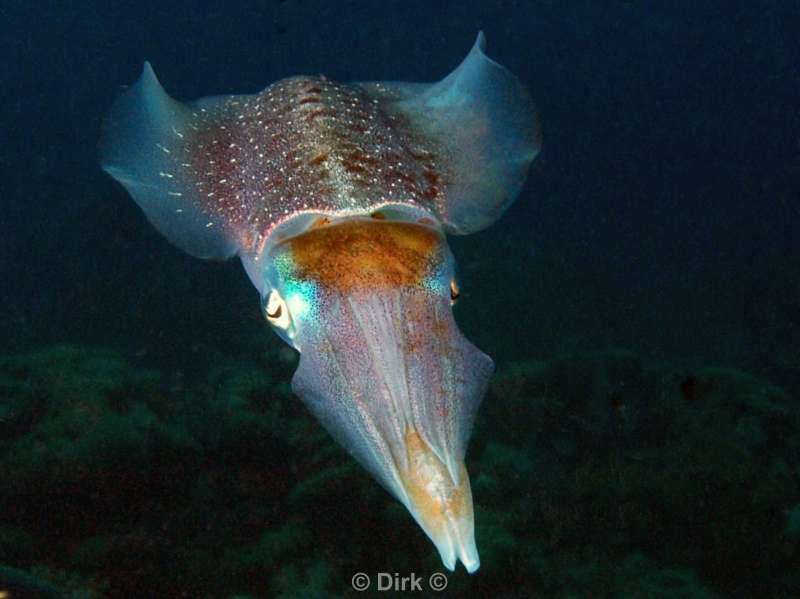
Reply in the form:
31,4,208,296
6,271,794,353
3,1,798,380
1,1,798,597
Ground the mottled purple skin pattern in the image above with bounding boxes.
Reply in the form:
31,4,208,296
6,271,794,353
166,77,447,258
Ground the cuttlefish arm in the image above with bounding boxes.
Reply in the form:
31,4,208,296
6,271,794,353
270,216,494,572
100,33,540,572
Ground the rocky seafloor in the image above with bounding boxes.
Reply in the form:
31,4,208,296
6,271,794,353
0,345,798,598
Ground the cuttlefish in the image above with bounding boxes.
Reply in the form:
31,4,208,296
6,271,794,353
100,33,540,572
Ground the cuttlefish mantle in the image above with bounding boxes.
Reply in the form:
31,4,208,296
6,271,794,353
100,32,541,572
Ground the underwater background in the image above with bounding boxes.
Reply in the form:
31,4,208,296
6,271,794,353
1,0,798,597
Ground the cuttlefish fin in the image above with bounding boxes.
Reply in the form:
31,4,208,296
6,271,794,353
100,63,240,259
363,32,541,234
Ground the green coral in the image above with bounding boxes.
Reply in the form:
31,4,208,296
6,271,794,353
471,351,799,597
0,344,797,597
612,554,720,599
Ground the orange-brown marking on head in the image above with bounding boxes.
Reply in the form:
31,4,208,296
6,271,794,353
286,220,440,291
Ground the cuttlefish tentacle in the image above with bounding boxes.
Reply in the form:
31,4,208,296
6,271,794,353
100,32,540,572
281,218,493,571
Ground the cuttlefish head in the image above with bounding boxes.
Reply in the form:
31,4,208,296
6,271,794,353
259,208,493,573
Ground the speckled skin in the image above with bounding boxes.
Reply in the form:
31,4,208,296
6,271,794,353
144,76,447,259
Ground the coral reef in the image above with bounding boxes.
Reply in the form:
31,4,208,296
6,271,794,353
0,345,797,597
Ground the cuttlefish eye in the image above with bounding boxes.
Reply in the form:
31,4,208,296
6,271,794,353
450,279,461,304
264,289,291,330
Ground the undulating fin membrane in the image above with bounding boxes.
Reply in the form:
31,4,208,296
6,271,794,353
364,32,541,235
100,63,239,259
